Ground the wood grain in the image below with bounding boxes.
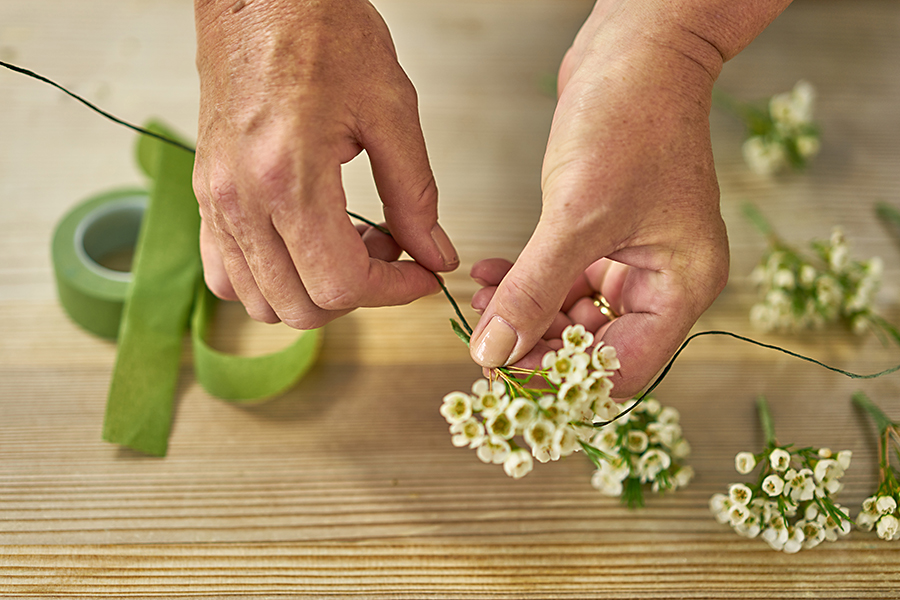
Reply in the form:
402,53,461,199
2,0,900,597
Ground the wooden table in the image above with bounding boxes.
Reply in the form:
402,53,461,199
2,1,900,597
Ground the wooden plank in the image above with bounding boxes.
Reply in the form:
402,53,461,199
2,0,900,597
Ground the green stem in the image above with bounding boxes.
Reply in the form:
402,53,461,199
742,202,778,243
852,391,897,434
756,395,778,447
711,87,755,123
876,202,900,231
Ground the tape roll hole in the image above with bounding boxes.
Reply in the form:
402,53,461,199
75,196,147,282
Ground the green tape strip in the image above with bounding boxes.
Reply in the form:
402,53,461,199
52,188,148,339
102,121,202,457
191,282,322,402
51,120,323,455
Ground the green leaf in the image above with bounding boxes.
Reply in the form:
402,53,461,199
450,318,471,346
852,391,897,434
742,202,776,239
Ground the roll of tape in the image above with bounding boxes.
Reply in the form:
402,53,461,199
52,188,148,339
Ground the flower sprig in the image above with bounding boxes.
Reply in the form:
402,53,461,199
714,80,820,175
440,324,623,480
584,396,694,508
710,396,852,553
440,324,693,508
744,203,894,342
852,392,900,541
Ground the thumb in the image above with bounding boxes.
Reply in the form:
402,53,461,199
469,231,586,368
364,94,459,273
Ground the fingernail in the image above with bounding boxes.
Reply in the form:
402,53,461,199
431,223,459,269
471,316,518,367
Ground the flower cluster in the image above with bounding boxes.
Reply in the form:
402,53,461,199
711,446,852,553
744,204,891,341
585,397,693,508
440,324,623,480
716,80,820,175
749,227,883,334
440,324,693,506
853,392,900,542
857,494,900,541
710,397,852,553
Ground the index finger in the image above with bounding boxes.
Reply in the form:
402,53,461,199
274,164,442,311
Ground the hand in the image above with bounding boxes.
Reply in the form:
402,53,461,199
468,1,732,398
192,0,458,330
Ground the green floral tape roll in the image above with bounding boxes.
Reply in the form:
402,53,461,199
96,121,323,456
192,282,322,403
51,188,148,339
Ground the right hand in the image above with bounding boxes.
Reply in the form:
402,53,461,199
192,0,458,329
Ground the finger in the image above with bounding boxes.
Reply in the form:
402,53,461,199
364,77,459,273
595,267,693,398
276,165,442,312
361,222,403,262
208,220,280,324
236,215,352,330
471,258,514,287
561,271,594,312
199,219,238,302
585,259,628,315
471,285,497,314
565,296,610,332
543,311,575,341
468,225,588,368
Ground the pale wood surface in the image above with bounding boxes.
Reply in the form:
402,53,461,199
3,0,900,597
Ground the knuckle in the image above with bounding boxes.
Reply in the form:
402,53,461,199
501,275,556,323
248,309,281,325
281,313,332,331
308,282,364,311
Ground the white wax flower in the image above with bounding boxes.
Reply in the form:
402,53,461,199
562,323,593,352
769,448,792,472
814,458,844,484
471,378,509,417
669,438,691,460
637,449,671,483
440,392,472,424
729,483,753,506
476,437,510,465
787,468,818,502
503,449,533,479
485,411,515,440
541,347,590,385
875,495,897,515
876,514,900,541
762,474,785,497
728,503,751,527
505,397,537,431
673,466,694,489
743,136,787,176
592,397,621,422
735,451,757,475
523,417,555,452
625,430,649,454
591,343,621,374
450,418,485,449
551,425,581,458
657,406,680,424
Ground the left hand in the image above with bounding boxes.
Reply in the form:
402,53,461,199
467,1,731,398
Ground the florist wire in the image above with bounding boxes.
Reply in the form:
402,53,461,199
5,58,900,408
0,59,474,336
